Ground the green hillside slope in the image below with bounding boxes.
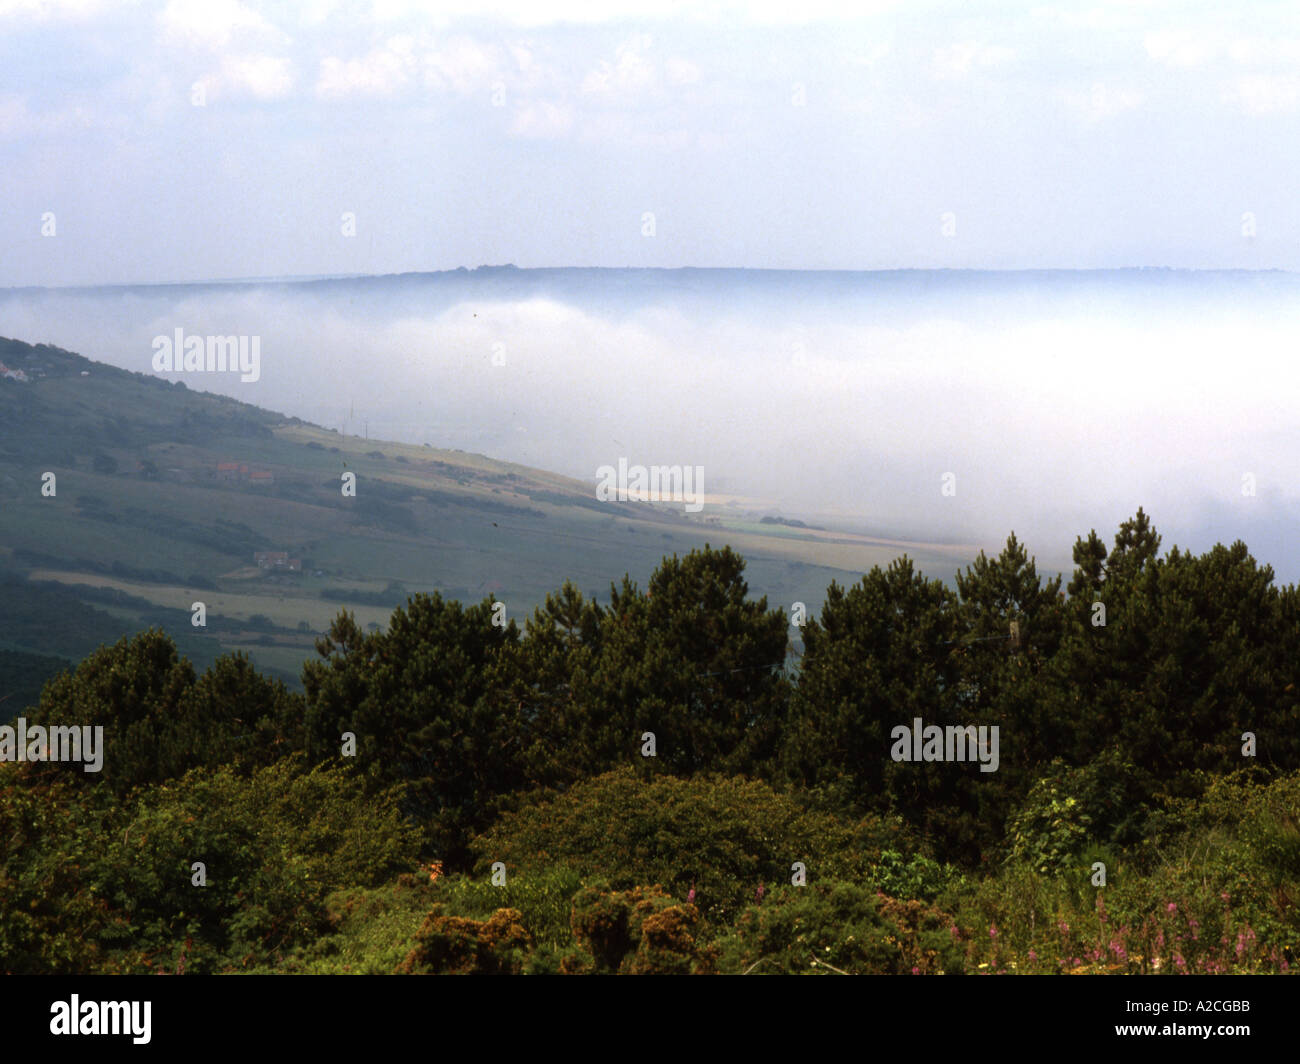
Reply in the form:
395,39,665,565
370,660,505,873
0,335,974,705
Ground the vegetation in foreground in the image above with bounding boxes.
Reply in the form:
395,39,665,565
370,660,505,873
2,511,1297,974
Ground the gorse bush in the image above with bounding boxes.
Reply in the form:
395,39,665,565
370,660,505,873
398,907,534,975
569,884,715,974
715,882,964,975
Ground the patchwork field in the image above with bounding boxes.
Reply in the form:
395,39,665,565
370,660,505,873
0,336,977,698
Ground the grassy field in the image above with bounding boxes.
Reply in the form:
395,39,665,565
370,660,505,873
0,336,979,695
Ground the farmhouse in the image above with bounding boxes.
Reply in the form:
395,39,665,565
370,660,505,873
253,551,302,572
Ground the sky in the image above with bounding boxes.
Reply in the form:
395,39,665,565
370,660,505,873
2,1,1299,583
2,0,1300,286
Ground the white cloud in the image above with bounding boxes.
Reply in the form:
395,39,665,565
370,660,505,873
578,34,703,105
582,34,657,97
191,55,295,104
931,41,1014,79
217,53,295,99
158,0,282,49
316,34,536,100
509,99,573,138
424,36,502,94
294,0,342,29
317,36,418,98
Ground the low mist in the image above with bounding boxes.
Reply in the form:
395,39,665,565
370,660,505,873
4,268,1297,582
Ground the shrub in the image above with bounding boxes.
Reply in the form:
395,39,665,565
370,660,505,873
261,878,439,974
473,768,904,924
1,757,418,973
870,850,964,901
569,884,714,974
715,882,963,975
398,907,532,974
429,867,583,949
623,901,715,975
1008,772,1093,875
954,770,1300,974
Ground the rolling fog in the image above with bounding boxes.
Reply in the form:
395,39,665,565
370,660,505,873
3,267,1298,583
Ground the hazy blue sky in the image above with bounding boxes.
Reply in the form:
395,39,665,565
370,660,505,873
3,2,1299,582
3,0,1300,286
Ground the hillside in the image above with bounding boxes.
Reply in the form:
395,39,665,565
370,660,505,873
0,336,977,702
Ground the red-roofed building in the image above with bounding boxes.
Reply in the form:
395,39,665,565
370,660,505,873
254,551,300,573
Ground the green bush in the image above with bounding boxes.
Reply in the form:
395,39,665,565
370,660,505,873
429,867,584,949
870,850,964,901
1008,772,1093,875
472,767,904,924
715,881,963,975
0,756,417,973
0,772,121,974
1005,750,1154,875
954,770,1300,974
259,877,439,974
